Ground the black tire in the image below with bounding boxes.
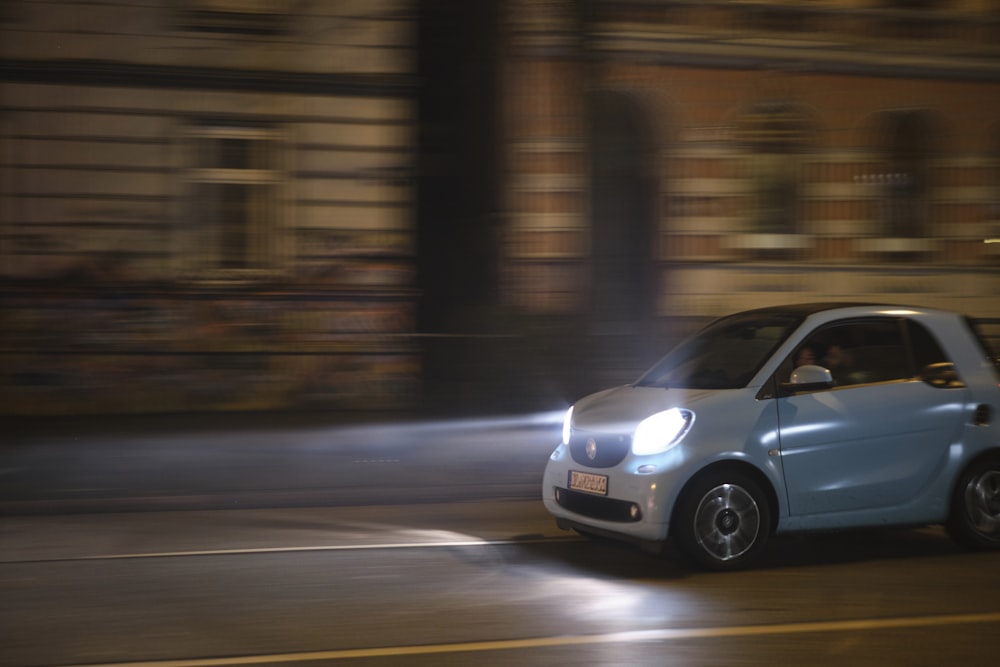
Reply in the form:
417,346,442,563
673,469,771,571
947,455,1000,551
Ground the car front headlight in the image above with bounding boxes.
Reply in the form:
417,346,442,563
562,405,574,445
631,408,694,456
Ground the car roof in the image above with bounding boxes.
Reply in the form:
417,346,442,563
731,302,928,319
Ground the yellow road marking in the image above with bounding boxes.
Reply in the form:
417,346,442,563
53,611,1000,666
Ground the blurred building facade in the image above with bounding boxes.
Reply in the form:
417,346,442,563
0,1,420,414
1,0,999,415
501,0,1000,380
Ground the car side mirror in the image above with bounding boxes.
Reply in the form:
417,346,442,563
781,364,835,394
920,362,965,389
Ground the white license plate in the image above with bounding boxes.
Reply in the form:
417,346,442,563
568,470,608,496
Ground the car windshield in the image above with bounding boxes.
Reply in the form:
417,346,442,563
635,313,801,389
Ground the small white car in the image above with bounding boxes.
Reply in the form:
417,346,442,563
543,303,1000,570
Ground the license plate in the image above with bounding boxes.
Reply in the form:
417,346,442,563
568,470,608,496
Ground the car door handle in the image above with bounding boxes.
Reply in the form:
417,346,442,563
974,404,993,426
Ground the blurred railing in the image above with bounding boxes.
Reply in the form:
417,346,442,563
0,284,420,415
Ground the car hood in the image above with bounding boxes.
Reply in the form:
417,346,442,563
572,385,716,433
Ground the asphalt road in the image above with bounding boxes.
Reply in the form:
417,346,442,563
3,500,1000,666
3,410,1000,666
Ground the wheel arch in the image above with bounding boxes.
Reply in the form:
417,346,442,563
950,448,1000,508
946,446,1000,550
671,460,781,536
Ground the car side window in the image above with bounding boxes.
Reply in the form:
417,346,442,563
907,319,952,369
786,318,909,388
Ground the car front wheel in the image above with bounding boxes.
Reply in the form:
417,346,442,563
948,455,1000,550
673,470,771,571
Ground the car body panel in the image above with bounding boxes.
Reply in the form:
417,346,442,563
777,379,967,515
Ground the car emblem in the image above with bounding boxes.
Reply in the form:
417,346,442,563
586,438,598,460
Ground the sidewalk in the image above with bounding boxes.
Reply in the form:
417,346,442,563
0,402,565,515
2,379,571,438
2,407,433,439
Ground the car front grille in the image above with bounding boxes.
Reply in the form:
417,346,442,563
554,487,641,523
569,431,631,468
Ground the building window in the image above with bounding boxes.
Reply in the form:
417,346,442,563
184,122,285,277
740,101,809,236
881,110,931,238
990,128,1000,244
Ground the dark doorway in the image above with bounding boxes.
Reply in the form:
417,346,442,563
589,91,656,331
417,0,500,333
416,1,504,411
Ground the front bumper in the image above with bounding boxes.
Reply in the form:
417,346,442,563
542,459,672,543
553,486,644,522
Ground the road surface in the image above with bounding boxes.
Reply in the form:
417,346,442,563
2,411,999,665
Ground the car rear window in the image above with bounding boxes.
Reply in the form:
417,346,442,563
907,319,952,371
964,316,1000,376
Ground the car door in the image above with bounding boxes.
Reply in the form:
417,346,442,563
775,317,968,516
